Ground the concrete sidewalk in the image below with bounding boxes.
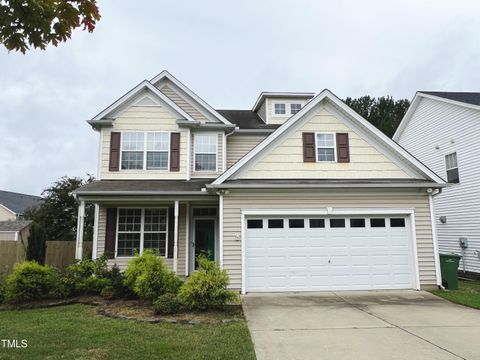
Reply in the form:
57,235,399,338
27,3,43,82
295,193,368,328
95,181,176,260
242,291,480,360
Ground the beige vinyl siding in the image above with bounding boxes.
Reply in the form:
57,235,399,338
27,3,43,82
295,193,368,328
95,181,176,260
223,191,436,291
0,232,17,241
97,205,187,274
159,84,208,122
0,206,15,221
266,98,309,125
100,106,188,180
226,134,268,168
191,132,224,178
242,108,412,179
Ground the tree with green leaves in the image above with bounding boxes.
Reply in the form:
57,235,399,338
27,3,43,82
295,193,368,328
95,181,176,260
344,96,410,138
24,175,95,242
26,222,47,265
0,0,100,53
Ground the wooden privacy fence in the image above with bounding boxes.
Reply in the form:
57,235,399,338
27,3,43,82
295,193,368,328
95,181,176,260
45,241,93,269
0,241,93,279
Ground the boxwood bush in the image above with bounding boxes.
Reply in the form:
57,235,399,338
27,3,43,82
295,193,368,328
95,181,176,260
178,255,239,310
124,250,182,301
4,261,61,303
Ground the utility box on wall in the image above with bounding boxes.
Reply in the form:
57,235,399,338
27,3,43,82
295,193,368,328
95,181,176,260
459,237,468,249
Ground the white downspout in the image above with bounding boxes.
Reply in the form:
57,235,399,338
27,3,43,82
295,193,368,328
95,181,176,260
173,200,179,274
429,189,442,287
75,201,85,260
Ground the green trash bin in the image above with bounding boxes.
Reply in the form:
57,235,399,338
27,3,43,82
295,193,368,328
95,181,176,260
439,253,462,290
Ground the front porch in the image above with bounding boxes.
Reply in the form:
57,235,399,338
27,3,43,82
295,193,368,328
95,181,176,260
73,180,221,276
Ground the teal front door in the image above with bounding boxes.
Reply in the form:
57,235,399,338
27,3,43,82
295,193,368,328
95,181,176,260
194,219,215,268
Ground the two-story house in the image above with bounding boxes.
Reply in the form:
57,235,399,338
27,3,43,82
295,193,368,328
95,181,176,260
74,71,446,293
0,190,41,241
394,92,480,276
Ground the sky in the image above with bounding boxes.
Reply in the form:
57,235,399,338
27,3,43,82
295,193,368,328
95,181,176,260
1,0,480,196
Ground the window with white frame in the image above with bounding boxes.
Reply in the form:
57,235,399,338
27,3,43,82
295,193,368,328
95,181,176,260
445,152,459,183
316,133,336,161
274,103,286,115
117,208,168,257
194,134,217,171
290,103,302,114
121,132,169,170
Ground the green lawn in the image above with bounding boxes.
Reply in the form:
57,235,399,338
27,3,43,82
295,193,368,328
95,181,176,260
431,279,480,309
0,304,256,360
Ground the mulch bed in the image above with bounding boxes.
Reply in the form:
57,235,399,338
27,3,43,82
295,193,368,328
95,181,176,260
0,296,243,324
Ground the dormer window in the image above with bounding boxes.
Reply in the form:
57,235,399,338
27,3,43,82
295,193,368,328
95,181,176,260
274,103,286,115
121,132,169,170
290,103,302,114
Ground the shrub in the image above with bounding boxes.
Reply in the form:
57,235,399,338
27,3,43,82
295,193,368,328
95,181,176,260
61,256,110,296
178,255,239,310
4,261,60,303
0,282,5,303
124,250,182,301
154,293,182,314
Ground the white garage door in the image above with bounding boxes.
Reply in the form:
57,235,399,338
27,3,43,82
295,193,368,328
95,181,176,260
245,215,416,292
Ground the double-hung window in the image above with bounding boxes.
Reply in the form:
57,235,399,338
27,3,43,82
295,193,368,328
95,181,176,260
121,132,169,170
290,103,302,114
274,103,286,115
195,134,217,171
117,208,168,257
316,133,336,161
445,152,460,183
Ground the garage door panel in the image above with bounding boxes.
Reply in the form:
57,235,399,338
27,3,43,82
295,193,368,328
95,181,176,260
245,214,415,292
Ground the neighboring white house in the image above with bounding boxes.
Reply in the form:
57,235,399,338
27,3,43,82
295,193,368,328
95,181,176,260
74,71,447,293
394,91,480,275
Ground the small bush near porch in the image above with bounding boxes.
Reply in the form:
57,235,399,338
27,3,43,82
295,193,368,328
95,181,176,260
0,304,256,360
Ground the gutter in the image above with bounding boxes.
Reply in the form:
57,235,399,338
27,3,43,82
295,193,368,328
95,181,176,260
207,182,448,190
176,120,236,131
73,189,209,196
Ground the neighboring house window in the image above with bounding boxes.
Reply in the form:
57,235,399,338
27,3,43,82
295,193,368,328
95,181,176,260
195,134,217,171
445,152,459,183
316,133,336,161
121,132,169,170
274,103,286,115
117,208,168,257
290,103,302,114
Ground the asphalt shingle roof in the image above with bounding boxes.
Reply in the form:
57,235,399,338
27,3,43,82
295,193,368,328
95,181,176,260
216,110,280,130
0,190,42,215
421,92,480,107
0,220,32,232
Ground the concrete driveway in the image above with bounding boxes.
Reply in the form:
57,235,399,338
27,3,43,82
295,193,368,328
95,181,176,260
242,291,480,360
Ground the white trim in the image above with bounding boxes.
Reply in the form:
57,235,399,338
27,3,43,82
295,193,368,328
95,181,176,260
272,102,304,117
190,205,219,271
219,195,224,269
187,128,191,180
315,132,337,162
240,207,421,294
75,201,85,260
14,231,18,241
272,102,287,116
429,193,442,286
92,204,99,259
91,80,196,122
222,132,227,172
185,202,190,276
193,132,218,172
150,70,232,125
252,92,315,112
213,89,446,185
97,130,102,179
394,92,480,141
173,200,179,274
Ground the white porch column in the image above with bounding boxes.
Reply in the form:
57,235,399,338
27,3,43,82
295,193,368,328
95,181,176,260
173,200,179,274
75,201,86,260
219,194,224,269
185,202,190,276
92,204,99,259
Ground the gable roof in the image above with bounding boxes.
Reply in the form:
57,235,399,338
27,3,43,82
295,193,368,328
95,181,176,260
0,190,42,215
89,80,196,126
150,70,232,125
212,89,446,186
393,91,480,141
216,110,279,130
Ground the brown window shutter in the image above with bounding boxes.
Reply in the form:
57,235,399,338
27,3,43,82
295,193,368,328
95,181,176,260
302,132,316,162
105,208,117,259
336,133,350,163
167,207,174,258
109,132,121,171
170,133,180,171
